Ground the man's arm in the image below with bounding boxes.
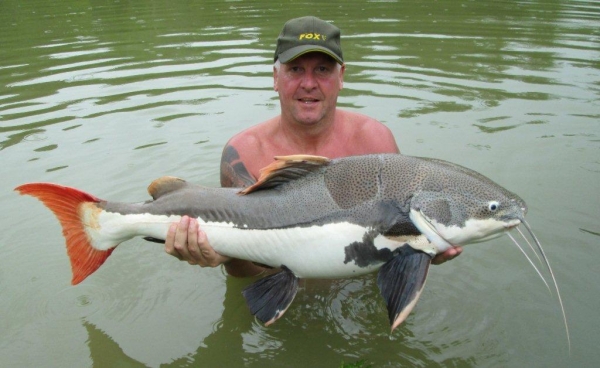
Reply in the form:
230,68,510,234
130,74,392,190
220,145,256,188
219,144,272,276
164,144,269,277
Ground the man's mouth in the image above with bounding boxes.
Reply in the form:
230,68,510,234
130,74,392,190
298,98,319,104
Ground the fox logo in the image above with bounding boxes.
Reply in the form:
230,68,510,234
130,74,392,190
299,33,326,41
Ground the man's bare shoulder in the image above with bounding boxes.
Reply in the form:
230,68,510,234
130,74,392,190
340,110,387,129
338,109,400,154
221,117,280,186
227,117,278,151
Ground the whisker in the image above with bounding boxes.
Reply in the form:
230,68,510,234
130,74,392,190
516,226,543,265
507,231,551,292
521,219,571,354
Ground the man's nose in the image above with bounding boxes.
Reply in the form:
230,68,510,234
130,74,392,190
300,71,318,89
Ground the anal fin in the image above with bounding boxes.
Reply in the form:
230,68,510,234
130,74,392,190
377,245,432,331
242,266,299,326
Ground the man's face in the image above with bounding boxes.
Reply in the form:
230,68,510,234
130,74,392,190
274,52,345,127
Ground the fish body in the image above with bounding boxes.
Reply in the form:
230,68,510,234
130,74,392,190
93,154,525,275
16,153,555,332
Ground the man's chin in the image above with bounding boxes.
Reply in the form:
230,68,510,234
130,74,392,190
295,117,325,126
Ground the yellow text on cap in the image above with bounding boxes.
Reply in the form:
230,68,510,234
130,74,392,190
298,33,327,41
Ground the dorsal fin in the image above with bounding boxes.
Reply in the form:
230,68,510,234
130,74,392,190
147,176,187,200
239,155,331,195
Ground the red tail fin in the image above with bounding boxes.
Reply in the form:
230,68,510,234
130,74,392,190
15,183,114,285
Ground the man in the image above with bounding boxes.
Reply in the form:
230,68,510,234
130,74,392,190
165,16,462,277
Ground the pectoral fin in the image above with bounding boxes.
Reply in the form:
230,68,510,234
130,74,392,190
377,245,432,331
242,266,299,326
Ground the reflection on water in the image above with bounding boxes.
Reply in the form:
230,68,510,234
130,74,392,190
1,0,599,367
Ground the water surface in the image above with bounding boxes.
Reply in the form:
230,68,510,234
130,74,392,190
1,0,599,367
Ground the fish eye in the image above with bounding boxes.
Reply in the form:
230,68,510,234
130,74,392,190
488,201,500,211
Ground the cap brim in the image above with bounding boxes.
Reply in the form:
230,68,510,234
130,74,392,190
277,45,343,65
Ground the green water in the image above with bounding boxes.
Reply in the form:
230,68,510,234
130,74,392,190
1,0,598,367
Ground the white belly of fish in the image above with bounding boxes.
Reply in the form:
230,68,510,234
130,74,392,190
88,210,405,279
204,220,405,279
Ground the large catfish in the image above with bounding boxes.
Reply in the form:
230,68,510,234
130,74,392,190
15,154,568,341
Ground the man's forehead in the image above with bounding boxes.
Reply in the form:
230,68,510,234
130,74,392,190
284,52,337,65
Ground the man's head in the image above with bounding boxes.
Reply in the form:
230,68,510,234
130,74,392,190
274,16,343,65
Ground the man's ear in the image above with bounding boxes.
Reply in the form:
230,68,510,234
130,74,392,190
338,64,345,89
273,66,279,91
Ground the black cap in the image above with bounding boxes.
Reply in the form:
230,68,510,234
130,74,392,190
274,16,343,64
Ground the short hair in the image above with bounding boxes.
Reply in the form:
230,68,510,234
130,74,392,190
273,59,342,72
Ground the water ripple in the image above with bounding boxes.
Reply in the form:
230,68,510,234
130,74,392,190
1,1,598,367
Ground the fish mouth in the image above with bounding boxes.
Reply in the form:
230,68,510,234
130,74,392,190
503,217,522,229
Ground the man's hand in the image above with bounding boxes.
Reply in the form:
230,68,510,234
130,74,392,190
164,216,231,267
431,246,463,265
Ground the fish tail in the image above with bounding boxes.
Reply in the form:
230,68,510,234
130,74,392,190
15,183,115,285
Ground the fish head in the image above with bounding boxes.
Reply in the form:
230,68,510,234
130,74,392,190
408,188,527,254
